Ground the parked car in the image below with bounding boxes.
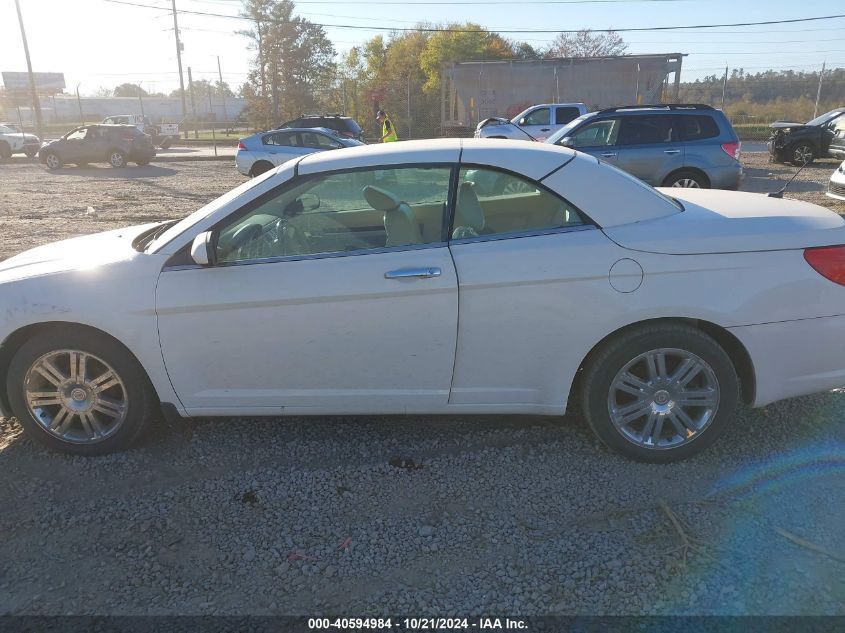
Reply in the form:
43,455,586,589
38,124,156,169
475,103,587,141
236,127,363,177
828,160,845,202
3,139,845,462
546,104,742,189
768,107,845,165
828,118,845,161
102,115,179,149
276,114,364,141
0,123,40,159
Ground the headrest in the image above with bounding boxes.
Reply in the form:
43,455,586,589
456,182,485,232
363,185,401,212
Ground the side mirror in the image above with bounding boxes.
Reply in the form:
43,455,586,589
560,136,575,148
190,231,216,266
518,117,527,126
299,193,320,212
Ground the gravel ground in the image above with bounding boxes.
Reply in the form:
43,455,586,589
0,153,844,616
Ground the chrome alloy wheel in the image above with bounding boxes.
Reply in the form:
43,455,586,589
670,178,700,188
792,145,813,165
109,152,125,168
45,153,60,169
24,350,128,443
607,348,719,449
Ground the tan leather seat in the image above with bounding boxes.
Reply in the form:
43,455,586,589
453,182,486,239
363,185,423,247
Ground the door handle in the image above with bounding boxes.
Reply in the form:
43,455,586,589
540,128,551,132
600,152,617,158
384,267,441,280
664,149,681,154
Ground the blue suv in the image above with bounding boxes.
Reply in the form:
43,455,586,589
546,104,742,189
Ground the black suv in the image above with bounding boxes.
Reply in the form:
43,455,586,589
277,114,364,141
768,107,845,165
39,124,155,169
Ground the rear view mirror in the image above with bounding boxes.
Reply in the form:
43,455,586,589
190,231,216,266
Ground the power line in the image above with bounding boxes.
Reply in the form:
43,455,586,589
100,1,845,33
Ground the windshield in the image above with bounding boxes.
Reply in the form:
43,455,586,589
545,113,596,145
806,109,843,126
0,125,12,134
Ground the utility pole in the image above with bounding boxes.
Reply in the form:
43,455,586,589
14,0,43,138
720,64,728,110
171,0,188,137
187,67,198,139
76,83,84,125
814,60,826,119
217,56,229,129
137,82,145,118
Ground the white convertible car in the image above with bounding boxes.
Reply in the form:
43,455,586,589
2,139,844,461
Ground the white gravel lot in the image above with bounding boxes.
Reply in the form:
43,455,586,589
0,154,844,616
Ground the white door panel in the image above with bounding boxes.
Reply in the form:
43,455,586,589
448,229,624,407
157,247,458,412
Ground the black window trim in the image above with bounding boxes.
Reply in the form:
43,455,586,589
164,161,458,271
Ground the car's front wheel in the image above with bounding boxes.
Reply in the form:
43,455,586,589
580,324,739,462
6,327,155,455
108,150,127,168
44,152,62,170
791,143,815,166
24,149,38,158
663,170,708,188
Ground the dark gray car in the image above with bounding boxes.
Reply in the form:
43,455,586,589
38,124,156,169
546,104,742,189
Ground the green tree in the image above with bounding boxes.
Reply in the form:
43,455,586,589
419,24,514,92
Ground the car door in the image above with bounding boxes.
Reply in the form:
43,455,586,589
83,127,110,162
518,106,553,140
59,127,90,162
562,117,622,166
447,166,620,407
613,115,683,185
156,164,458,414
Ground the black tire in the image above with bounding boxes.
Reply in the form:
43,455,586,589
662,170,709,189
136,160,150,166
44,151,62,170
108,150,127,168
580,324,739,463
6,326,156,455
24,149,38,158
249,160,273,177
0,142,11,161
790,143,815,166
159,138,172,150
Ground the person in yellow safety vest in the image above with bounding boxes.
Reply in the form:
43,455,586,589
376,110,398,142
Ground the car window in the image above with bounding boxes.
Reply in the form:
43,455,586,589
454,167,585,240
0,125,12,134
66,128,88,140
215,166,452,263
679,115,720,141
806,110,843,126
618,115,676,145
555,107,581,125
522,108,550,126
263,132,297,146
300,131,342,149
568,118,620,148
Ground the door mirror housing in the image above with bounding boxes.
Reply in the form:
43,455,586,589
190,231,216,266
559,136,574,148
518,117,527,126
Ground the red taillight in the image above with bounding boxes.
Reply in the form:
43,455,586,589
237,141,247,150
721,141,741,160
804,246,845,286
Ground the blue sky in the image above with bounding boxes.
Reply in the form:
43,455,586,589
1,0,843,95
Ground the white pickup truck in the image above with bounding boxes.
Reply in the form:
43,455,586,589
102,115,179,149
0,123,41,160
474,103,587,142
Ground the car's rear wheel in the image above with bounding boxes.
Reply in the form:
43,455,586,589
159,138,172,150
6,328,155,455
791,143,815,166
44,152,62,170
249,160,274,177
580,324,739,462
663,170,708,188
108,150,127,168
0,142,10,161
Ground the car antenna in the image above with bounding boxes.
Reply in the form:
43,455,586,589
768,160,808,198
